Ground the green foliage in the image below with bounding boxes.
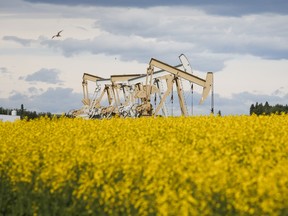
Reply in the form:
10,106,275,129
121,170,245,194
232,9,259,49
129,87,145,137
250,102,288,115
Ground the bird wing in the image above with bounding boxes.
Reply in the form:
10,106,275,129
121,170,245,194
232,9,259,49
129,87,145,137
52,30,63,39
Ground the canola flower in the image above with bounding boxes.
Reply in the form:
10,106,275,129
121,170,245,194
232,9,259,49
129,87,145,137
0,114,288,215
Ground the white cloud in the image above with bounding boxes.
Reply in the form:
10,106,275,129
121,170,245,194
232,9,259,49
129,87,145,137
216,57,288,97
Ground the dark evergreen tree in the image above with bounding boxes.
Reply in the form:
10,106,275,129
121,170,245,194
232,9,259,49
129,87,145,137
250,102,288,115
250,104,255,115
264,101,271,115
217,110,222,116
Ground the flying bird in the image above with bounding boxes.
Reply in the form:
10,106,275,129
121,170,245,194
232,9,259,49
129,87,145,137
52,30,63,39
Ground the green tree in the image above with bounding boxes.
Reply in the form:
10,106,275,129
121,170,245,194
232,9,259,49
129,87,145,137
250,102,288,115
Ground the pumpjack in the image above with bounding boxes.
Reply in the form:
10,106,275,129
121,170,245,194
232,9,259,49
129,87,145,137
70,55,214,118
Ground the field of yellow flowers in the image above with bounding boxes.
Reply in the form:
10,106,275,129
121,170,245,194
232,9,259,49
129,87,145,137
0,114,288,215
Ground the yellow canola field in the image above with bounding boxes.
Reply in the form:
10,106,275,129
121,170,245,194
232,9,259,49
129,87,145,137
0,115,288,216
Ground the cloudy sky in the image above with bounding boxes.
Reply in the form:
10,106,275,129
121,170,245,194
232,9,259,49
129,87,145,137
1,0,288,115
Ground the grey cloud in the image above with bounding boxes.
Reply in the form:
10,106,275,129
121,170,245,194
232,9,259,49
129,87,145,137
2,36,35,46
176,90,288,116
135,90,288,116
40,34,198,66
0,67,9,74
94,8,288,61
24,68,63,84
214,92,288,115
9,92,29,101
1,86,287,115
30,87,82,113
272,86,288,97
40,10,288,71
28,87,43,94
0,87,82,113
4,5,287,73
22,0,288,16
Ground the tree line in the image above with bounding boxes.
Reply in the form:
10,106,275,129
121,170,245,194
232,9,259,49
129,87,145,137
1,102,287,119
250,102,288,115
0,105,55,120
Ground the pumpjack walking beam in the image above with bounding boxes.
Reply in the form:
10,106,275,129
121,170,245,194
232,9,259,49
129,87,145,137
148,58,213,103
147,58,213,116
